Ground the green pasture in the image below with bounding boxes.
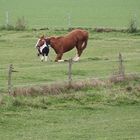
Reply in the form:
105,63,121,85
0,30,140,92
0,1,140,139
0,0,140,28
0,80,140,140
0,30,140,139
0,105,140,140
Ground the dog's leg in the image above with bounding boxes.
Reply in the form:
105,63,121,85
44,56,48,61
40,55,44,61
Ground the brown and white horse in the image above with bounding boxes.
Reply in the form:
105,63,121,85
35,29,88,62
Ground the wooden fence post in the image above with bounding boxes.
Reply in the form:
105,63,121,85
8,64,18,95
118,53,125,77
68,58,73,86
8,64,13,95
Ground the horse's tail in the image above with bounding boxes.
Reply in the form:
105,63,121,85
82,32,88,50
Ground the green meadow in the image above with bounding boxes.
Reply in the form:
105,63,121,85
0,30,140,92
0,104,140,140
0,0,140,28
0,79,140,140
0,0,140,139
0,30,140,140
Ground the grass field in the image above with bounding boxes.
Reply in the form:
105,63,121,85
0,79,140,140
0,0,140,28
0,1,140,139
0,105,140,140
0,30,140,92
0,30,140,139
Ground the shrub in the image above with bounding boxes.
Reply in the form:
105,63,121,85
0,17,27,31
15,17,26,30
0,24,14,30
128,17,137,33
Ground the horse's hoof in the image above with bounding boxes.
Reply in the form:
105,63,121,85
73,57,80,62
58,60,64,62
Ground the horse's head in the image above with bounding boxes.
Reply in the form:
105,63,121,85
45,37,51,45
35,35,46,48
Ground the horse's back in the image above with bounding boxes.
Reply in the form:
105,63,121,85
67,29,88,42
48,29,89,54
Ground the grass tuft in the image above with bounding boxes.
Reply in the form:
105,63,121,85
13,79,106,96
12,74,140,96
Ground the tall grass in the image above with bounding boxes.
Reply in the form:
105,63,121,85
0,74,139,110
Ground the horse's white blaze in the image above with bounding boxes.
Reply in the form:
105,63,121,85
35,39,40,48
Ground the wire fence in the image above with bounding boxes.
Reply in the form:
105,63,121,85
0,53,140,95
2,11,139,30
0,11,92,29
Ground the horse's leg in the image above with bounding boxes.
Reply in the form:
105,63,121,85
73,42,83,61
73,40,87,61
55,53,64,62
73,53,80,61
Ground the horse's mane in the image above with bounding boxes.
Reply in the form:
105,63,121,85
47,36,63,40
55,36,63,39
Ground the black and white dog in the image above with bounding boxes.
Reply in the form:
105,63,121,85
35,39,50,61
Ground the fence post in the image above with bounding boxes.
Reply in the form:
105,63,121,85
6,11,9,27
118,53,125,77
67,12,71,27
7,64,18,95
8,64,13,95
68,58,73,86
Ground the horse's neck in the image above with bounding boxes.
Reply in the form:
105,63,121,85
48,36,64,53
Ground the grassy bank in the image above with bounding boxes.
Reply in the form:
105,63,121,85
0,78,140,140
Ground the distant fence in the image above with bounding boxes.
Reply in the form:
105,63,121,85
0,11,90,29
